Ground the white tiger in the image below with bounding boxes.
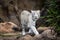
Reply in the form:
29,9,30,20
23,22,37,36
20,10,40,35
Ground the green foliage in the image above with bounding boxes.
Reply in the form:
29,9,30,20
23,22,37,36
41,0,60,32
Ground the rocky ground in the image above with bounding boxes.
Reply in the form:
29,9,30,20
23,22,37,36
0,31,59,40
0,35,60,40
0,23,59,40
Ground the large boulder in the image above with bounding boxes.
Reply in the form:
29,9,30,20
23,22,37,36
0,22,19,33
32,29,57,40
41,29,57,39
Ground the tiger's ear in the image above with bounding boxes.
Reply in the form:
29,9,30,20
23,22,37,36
31,10,35,12
31,10,33,12
37,10,40,17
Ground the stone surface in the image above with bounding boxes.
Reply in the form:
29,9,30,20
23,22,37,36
18,35,33,40
0,22,19,33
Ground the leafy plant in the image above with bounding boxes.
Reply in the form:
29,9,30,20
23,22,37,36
41,0,60,33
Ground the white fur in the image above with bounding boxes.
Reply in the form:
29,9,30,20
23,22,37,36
20,10,31,35
28,10,40,35
20,10,40,35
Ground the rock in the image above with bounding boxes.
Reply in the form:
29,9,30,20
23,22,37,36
18,35,32,40
37,27,49,31
0,22,19,33
32,29,56,40
37,27,55,33
41,29,57,39
32,34,43,40
37,27,50,33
